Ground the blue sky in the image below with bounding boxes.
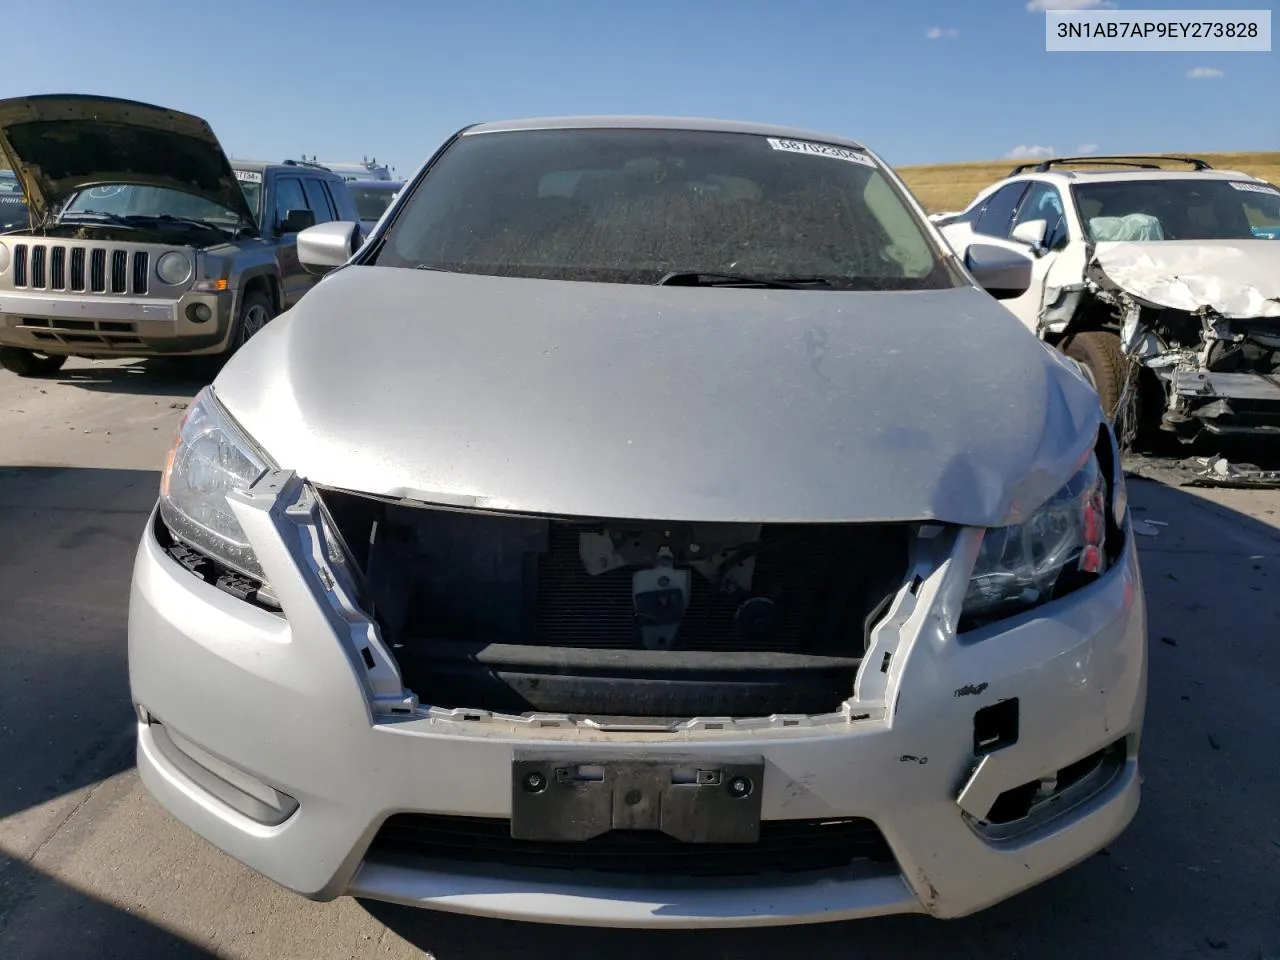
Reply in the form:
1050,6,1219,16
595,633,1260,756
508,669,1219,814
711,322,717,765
5,0,1275,176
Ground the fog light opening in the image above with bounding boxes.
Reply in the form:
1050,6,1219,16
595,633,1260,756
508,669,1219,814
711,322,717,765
982,739,1125,827
149,721,299,826
186,302,212,323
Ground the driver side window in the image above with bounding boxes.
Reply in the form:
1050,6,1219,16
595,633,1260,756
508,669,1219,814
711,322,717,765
273,177,307,231
972,182,1029,238
1012,182,1069,249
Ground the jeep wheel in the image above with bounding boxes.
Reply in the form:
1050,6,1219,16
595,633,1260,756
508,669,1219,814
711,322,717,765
1063,331,1128,420
0,348,68,377
232,290,276,352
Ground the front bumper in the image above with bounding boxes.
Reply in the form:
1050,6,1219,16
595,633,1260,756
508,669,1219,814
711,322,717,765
128,473,1148,929
1170,368,1280,437
0,288,234,356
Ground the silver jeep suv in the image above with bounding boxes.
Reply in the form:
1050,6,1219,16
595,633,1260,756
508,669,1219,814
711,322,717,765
0,94,360,376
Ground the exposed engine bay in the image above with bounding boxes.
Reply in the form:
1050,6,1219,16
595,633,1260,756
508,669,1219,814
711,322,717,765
317,488,911,719
9,219,232,247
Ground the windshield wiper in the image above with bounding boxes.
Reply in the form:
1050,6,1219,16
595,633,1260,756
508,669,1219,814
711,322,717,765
60,210,134,226
657,271,832,289
124,214,234,234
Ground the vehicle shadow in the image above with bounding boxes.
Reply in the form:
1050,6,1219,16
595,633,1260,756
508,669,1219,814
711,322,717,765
0,858,218,960
362,475,1280,960
0,465,155,824
35,358,216,398
0,465,218,958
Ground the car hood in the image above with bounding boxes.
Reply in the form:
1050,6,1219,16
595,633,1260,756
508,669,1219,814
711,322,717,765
213,268,1104,528
0,94,254,225
1092,240,1280,319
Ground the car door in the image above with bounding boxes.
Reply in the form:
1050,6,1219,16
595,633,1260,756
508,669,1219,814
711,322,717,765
993,181,1083,332
947,180,1078,332
272,175,312,308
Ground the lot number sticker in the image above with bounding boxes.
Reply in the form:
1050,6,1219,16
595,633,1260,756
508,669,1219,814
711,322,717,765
766,138,876,167
1229,181,1279,195
234,169,263,183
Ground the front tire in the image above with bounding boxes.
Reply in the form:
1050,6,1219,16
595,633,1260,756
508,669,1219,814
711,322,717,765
231,290,276,353
1063,331,1128,420
0,347,68,377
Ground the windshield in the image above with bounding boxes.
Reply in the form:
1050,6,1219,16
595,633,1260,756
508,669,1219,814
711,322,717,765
1073,178,1280,242
351,184,399,221
0,172,28,230
373,128,958,290
234,170,263,222
61,184,245,230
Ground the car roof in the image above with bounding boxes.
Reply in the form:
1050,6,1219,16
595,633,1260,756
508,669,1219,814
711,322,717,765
462,115,866,150
231,159,344,178
346,178,403,189
1016,168,1264,185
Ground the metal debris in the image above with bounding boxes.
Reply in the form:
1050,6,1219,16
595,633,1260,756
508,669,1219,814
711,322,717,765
1124,452,1280,489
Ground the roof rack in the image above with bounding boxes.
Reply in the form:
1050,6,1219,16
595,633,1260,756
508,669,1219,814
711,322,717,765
1008,154,1213,177
282,158,333,171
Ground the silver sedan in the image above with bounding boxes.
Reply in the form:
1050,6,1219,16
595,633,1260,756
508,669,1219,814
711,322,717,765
128,116,1147,928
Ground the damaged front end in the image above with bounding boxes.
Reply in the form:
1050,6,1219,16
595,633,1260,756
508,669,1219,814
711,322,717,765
1084,245,1280,441
313,487,912,721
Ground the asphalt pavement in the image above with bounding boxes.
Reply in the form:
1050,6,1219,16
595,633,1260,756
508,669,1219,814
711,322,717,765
1,359,1278,960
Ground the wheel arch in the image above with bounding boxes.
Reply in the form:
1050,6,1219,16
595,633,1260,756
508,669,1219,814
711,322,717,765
238,271,282,315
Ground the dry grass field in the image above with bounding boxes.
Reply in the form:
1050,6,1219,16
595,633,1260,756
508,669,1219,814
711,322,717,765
896,151,1280,214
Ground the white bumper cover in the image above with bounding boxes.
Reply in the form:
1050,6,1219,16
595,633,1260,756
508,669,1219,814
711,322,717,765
128,473,1147,928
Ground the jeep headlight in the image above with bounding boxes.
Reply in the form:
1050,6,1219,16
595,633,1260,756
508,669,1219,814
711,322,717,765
961,454,1108,628
159,386,272,582
155,250,193,286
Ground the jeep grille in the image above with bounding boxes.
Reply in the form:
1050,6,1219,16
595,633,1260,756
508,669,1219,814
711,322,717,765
12,242,149,295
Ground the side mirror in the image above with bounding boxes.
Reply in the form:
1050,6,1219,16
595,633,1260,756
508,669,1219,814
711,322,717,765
1011,218,1048,252
298,221,360,275
965,243,1033,300
278,208,316,235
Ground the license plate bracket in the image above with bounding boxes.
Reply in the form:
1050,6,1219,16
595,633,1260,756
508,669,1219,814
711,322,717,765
510,754,765,843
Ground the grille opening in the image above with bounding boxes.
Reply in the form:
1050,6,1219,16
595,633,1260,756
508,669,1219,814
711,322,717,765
90,249,106,292
110,250,128,293
30,244,46,287
13,244,28,286
369,813,895,877
132,251,150,294
318,488,910,719
50,246,66,289
70,247,86,290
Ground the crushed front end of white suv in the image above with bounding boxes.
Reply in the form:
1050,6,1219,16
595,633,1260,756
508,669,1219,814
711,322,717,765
128,118,1148,929
936,155,1280,443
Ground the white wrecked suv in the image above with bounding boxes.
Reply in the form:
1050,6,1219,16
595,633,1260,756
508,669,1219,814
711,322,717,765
934,155,1280,443
128,117,1147,928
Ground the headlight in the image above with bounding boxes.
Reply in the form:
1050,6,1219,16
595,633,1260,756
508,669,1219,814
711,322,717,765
962,453,1108,627
0,243,10,274
156,250,193,285
159,386,273,582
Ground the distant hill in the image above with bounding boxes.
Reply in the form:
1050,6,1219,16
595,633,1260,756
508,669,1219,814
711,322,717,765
895,152,1280,214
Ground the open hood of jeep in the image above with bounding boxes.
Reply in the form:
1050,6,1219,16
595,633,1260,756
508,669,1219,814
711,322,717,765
1092,240,1280,319
0,94,255,225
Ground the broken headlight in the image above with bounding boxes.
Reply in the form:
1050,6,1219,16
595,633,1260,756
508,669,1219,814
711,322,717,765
159,386,273,582
961,453,1107,628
